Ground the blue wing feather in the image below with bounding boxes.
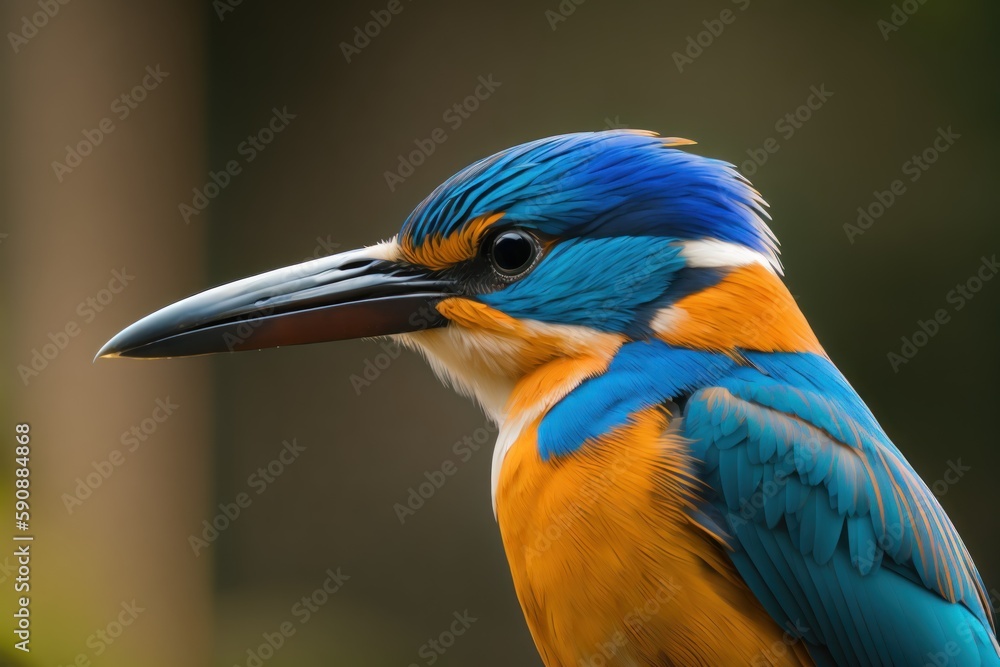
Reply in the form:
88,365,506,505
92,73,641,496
540,340,999,665
684,354,1000,665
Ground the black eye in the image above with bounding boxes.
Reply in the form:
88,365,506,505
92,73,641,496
489,230,537,277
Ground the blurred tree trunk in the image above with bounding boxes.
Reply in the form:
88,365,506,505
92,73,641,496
3,1,212,665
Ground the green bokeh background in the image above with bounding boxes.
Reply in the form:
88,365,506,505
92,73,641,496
2,0,998,665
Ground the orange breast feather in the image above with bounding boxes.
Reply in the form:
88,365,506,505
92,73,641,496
495,404,814,666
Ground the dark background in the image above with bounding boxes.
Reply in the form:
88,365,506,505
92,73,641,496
2,1,998,665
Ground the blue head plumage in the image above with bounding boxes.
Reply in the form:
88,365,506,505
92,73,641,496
400,129,778,265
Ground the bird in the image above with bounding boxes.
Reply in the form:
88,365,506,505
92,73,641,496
99,129,999,666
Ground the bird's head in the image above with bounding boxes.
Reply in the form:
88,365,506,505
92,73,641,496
99,130,821,420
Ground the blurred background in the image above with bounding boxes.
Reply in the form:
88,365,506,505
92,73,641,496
1,0,998,665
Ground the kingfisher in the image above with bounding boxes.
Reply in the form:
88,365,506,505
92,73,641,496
99,130,998,666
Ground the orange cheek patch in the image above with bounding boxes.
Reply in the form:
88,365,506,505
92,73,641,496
658,264,826,355
435,297,625,372
435,297,522,334
399,212,505,270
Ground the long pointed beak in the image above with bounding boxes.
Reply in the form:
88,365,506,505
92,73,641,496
97,247,452,359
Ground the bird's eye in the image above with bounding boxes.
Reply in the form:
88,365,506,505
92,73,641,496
488,230,538,278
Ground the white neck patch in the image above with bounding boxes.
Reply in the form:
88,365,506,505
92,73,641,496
679,239,782,275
